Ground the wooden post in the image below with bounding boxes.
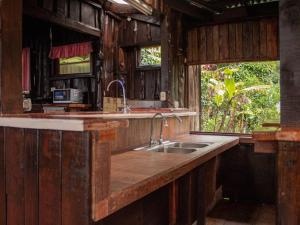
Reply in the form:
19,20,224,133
280,0,300,127
0,0,23,113
278,1,300,224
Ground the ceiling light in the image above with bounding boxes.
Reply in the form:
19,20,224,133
110,0,128,4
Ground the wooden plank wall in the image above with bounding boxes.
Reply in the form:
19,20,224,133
187,17,279,65
0,0,23,113
24,0,101,37
119,19,160,47
102,14,120,99
161,6,186,107
118,19,161,101
2,128,92,225
23,16,99,106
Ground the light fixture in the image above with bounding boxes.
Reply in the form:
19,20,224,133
124,0,153,16
109,0,128,4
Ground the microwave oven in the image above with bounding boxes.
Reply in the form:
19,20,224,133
53,89,83,104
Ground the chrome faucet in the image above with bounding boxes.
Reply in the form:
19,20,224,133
149,113,183,147
106,79,129,113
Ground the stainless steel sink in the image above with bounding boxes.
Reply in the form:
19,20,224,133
134,141,212,154
151,147,197,154
169,142,210,149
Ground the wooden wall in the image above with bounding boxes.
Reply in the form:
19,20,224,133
24,0,101,37
23,16,99,105
187,17,279,65
117,18,161,101
119,19,160,47
2,128,92,225
102,14,120,101
161,6,186,107
0,0,23,113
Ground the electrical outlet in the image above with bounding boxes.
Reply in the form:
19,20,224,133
160,92,166,101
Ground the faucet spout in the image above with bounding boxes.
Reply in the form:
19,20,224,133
106,79,128,113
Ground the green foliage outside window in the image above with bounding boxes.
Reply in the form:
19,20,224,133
59,55,91,75
140,46,161,66
201,61,280,134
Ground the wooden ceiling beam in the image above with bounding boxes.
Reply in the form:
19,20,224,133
186,0,223,14
164,0,212,20
186,1,278,27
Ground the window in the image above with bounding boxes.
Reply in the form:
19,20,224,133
139,46,161,66
58,55,91,75
200,61,280,134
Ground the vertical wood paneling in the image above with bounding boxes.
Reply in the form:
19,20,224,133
252,21,260,60
81,2,96,27
206,26,214,61
199,27,207,63
235,23,243,60
91,131,111,220
192,29,198,63
260,19,268,59
219,24,229,61
62,131,90,225
187,17,279,64
266,18,278,59
242,21,253,59
228,23,236,59
5,128,25,225
0,128,5,225
1,0,23,113
24,130,39,225
212,25,219,62
39,130,62,225
69,0,81,21
278,142,300,225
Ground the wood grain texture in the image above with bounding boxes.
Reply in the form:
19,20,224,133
187,17,279,64
0,128,5,225
5,128,25,225
91,130,112,221
39,130,62,225
280,0,300,128
0,0,23,113
278,142,300,225
24,130,39,225
62,131,90,225
93,135,239,221
23,0,101,36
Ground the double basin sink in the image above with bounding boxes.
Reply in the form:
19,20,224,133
135,142,212,154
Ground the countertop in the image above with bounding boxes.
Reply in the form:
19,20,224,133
0,110,195,131
93,134,239,221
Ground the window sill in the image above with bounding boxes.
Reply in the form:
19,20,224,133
136,65,161,71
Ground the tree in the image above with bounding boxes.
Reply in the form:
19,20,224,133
201,62,280,133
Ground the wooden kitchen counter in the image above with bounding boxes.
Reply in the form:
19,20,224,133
94,135,239,221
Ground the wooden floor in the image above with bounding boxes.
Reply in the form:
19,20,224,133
206,200,276,225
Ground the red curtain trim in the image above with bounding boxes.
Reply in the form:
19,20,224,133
49,42,93,59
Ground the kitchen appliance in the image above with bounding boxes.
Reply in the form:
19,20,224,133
53,88,83,103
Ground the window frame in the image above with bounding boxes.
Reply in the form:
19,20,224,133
53,54,93,77
137,45,162,69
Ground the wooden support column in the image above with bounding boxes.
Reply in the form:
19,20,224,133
278,1,300,225
161,5,186,108
280,0,300,127
0,0,23,113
